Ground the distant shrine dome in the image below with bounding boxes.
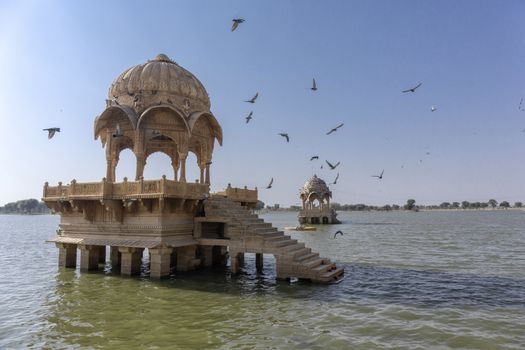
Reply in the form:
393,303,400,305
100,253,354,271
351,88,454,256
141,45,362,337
108,53,211,112
298,175,339,225
300,175,332,201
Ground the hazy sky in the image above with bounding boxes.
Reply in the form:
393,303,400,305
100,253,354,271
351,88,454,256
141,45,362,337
1,0,524,206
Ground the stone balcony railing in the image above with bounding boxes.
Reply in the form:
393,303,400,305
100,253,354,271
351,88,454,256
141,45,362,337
43,177,209,201
216,185,258,204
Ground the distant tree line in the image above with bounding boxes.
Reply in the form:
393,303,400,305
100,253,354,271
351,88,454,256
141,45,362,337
329,199,523,212
0,199,51,214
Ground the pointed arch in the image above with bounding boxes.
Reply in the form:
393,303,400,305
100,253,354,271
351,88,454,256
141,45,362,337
188,111,223,146
137,104,191,136
94,105,138,145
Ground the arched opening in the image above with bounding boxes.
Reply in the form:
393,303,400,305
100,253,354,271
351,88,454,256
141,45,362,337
115,149,136,182
143,152,174,180
185,152,201,183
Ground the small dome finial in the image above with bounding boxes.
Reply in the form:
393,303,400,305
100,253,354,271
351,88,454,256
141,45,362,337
154,53,174,63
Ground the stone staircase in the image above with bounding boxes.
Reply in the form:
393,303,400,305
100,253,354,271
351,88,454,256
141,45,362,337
203,195,344,283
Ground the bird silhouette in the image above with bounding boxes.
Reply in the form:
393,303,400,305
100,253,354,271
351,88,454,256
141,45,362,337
325,160,340,170
326,123,344,135
245,111,253,124
371,169,384,179
311,78,317,91
431,106,437,112
333,230,344,239
519,98,524,111
278,133,290,142
331,173,339,185
112,123,123,138
402,82,422,93
265,177,274,189
43,127,61,139
310,156,319,161
244,92,258,103
231,18,245,32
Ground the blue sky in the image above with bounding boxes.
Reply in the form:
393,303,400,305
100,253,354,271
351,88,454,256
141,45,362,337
0,0,524,206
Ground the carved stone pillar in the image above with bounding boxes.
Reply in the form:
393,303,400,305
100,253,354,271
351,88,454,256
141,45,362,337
179,153,188,182
79,245,100,271
172,162,179,181
119,247,144,276
149,247,173,279
199,165,205,184
56,243,77,268
135,154,146,181
205,163,211,185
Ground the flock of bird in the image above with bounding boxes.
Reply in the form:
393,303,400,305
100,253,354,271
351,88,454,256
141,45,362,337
233,17,397,191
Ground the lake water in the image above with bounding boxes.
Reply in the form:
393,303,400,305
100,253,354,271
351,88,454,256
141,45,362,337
0,211,524,349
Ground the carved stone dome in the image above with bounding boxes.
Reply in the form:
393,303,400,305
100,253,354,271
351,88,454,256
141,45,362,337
301,175,331,199
108,54,211,113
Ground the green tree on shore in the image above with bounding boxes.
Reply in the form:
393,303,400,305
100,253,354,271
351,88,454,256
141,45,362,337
514,202,523,208
499,201,510,209
488,199,498,208
404,199,416,210
461,201,470,209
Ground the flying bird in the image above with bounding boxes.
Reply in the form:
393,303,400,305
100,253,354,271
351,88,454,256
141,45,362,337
519,98,524,111
333,230,344,239
265,177,274,189
278,133,290,142
311,78,317,91
231,18,245,32
43,127,60,139
325,160,340,170
310,156,319,161
402,82,422,93
371,169,384,179
245,111,253,124
326,123,344,135
244,92,258,103
331,173,339,185
430,106,437,112
112,123,123,138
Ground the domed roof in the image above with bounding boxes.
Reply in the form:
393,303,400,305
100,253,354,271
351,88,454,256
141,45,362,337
108,54,210,112
301,175,331,197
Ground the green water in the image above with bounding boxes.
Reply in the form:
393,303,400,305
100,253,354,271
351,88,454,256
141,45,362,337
0,211,524,349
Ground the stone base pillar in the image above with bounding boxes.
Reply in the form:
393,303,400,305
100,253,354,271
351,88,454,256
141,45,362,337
110,246,121,271
237,252,245,267
256,253,263,272
149,247,173,279
79,245,100,272
98,246,106,264
175,246,198,272
56,243,77,268
119,247,144,276
201,246,213,267
230,250,241,274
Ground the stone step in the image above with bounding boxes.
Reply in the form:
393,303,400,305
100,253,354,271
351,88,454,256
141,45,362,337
295,252,318,262
304,257,324,269
291,247,311,258
284,242,305,252
273,239,297,248
262,232,285,240
254,228,277,235
312,263,335,274
320,267,344,281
